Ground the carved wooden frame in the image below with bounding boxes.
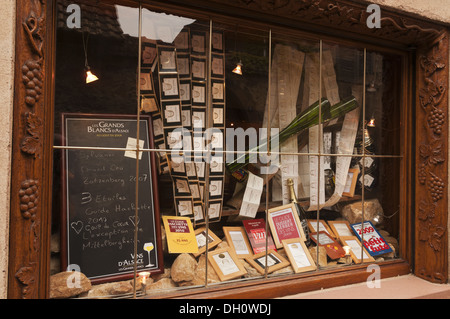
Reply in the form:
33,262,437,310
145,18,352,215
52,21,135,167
8,0,448,298
8,0,54,298
415,33,449,283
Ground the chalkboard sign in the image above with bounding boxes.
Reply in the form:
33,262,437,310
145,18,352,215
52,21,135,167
61,114,163,283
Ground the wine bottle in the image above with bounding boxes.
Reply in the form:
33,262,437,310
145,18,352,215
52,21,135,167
287,178,311,246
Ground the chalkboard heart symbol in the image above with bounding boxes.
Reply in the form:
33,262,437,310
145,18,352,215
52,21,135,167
129,216,140,226
70,221,83,235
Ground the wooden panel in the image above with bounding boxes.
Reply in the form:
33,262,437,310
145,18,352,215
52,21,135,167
151,0,445,48
7,0,54,299
415,32,449,283
145,260,411,299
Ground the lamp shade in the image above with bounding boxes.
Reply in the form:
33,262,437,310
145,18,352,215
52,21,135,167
232,61,243,75
85,68,98,83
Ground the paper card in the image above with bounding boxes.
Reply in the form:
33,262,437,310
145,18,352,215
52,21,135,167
328,220,354,238
152,117,163,138
209,154,224,175
213,104,224,127
141,42,157,68
124,137,144,159
282,238,316,273
141,96,159,113
177,55,191,78
181,108,191,127
211,54,224,77
193,202,204,222
340,236,375,263
161,75,179,99
212,81,224,102
140,71,154,94
192,83,206,105
162,216,198,253
192,108,206,129
207,200,222,220
191,32,206,54
191,57,206,80
239,173,263,218
193,227,221,257
180,81,191,104
224,227,253,258
173,177,191,196
310,231,346,260
175,198,194,216
209,247,247,281
307,219,334,237
209,178,223,198
212,32,223,52
158,46,177,73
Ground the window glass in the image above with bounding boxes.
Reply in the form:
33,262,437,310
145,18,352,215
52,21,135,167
51,0,403,298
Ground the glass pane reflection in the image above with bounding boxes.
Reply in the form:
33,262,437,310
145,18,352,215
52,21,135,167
51,0,404,299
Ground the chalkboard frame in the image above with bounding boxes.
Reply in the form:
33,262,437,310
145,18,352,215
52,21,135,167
60,113,164,284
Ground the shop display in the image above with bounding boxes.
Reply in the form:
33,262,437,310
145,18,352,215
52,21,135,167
140,26,226,225
49,3,404,298
226,96,359,174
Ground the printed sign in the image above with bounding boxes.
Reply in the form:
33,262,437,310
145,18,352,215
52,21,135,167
350,221,393,257
61,114,163,283
163,216,198,253
243,219,276,254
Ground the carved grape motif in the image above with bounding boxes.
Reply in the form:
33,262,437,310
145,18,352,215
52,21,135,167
427,107,445,135
428,172,444,202
21,60,43,107
418,162,427,184
19,179,39,220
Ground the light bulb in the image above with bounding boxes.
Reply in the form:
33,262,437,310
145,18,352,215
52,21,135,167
232,61,243,75
367,82,376,92
85,67,99,83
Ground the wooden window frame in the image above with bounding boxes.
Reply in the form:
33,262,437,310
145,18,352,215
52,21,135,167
8,0,448,298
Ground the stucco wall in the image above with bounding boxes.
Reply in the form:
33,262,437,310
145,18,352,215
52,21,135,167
371,0,450,24
0,0,15,299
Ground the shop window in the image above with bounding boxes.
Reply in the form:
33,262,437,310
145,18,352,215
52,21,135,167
51,0,403,298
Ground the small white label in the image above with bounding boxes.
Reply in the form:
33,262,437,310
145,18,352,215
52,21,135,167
124,137,144,160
